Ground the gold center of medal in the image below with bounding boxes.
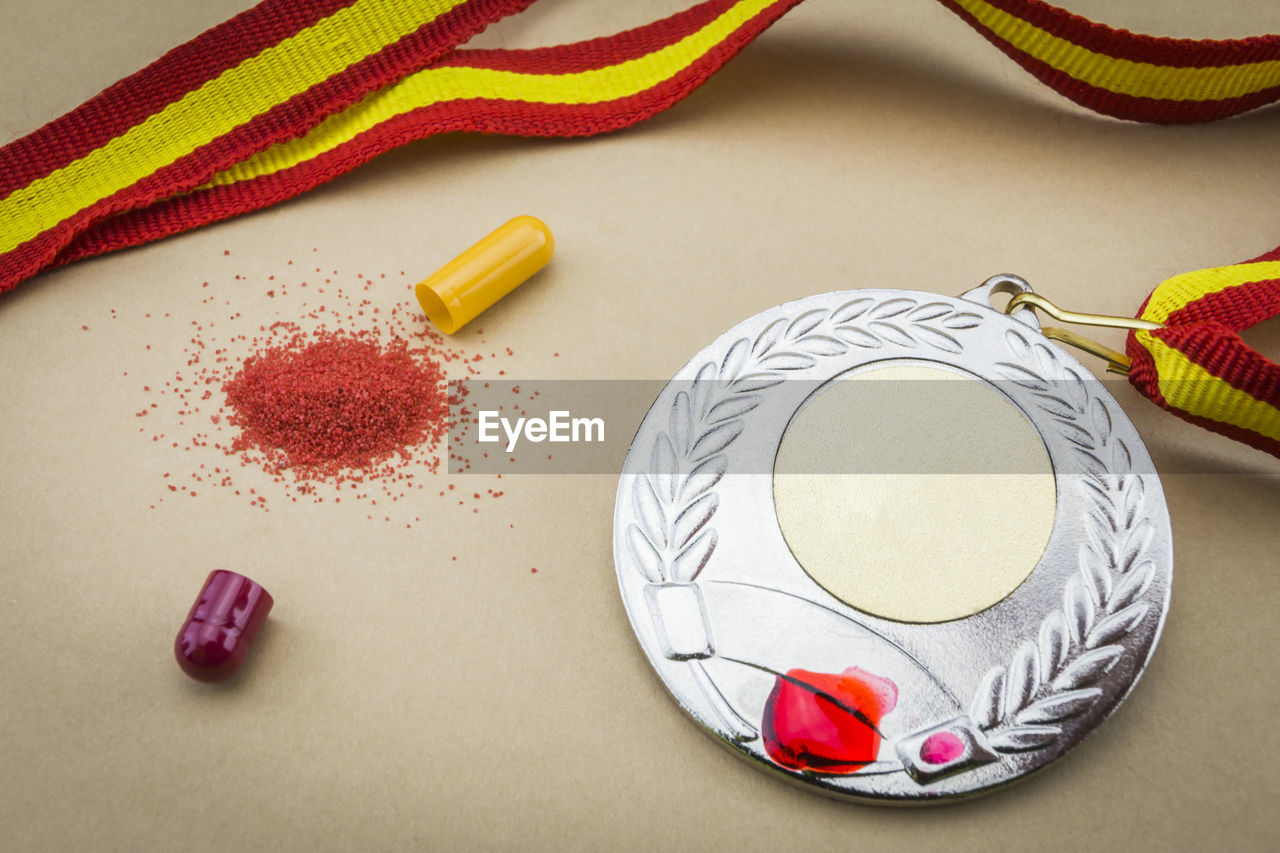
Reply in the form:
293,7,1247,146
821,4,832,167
773,361,1056,623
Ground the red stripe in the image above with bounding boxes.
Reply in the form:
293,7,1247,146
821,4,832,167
1246,245,1280,264
1128,277,1280,457
1162,279,1280,333
981,0,1280,69
0,0,361,202
434,0,736,73
1128,251,1280,458
9,0,1279,204
0,0,534,295
37,0,803,277
1126,331,1160,397
1150,323,1280,407
1125,375,1280,457
8,0,1280,297
1150,278,1280,435
1126,328,1280,456
1130,244,1280,321
940,0,1280,122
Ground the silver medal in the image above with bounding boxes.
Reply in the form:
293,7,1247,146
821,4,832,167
612,277,1173,802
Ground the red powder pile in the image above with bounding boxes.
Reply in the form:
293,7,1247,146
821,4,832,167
115,248,525,523
224,330,447,477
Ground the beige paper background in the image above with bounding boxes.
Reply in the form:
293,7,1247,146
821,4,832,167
1,1,1278,850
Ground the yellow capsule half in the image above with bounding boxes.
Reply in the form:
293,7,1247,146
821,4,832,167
415,215,554,334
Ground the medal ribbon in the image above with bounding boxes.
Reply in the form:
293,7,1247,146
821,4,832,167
1,0,1278,456
1127,250,1280,456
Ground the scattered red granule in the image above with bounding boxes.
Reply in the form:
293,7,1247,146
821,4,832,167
119,249,527,522
224,331,448,477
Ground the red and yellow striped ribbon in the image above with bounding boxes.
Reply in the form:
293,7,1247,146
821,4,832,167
1,0,1278,456
1127,252,1280,457
0,0,797,287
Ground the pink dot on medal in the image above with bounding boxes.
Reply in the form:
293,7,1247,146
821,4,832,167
920,731,965,765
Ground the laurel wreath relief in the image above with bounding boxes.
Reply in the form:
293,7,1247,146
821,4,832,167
623,295,1155,760
625,296,984,740
625,296,983,590
971,330,1156,753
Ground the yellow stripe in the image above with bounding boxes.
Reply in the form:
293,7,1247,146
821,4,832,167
12,0,1274,258
206,0,774,187
1140,261,1280,324
0,0,468,256
956,0,1280,102
1136,330,1280,442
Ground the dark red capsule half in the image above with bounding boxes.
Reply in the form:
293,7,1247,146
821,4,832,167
175,570,273,683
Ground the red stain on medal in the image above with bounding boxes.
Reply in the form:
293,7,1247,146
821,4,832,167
762,666,898,774
919,730,966,765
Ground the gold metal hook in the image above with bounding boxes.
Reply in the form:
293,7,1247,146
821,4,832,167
1003,291,1163,376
